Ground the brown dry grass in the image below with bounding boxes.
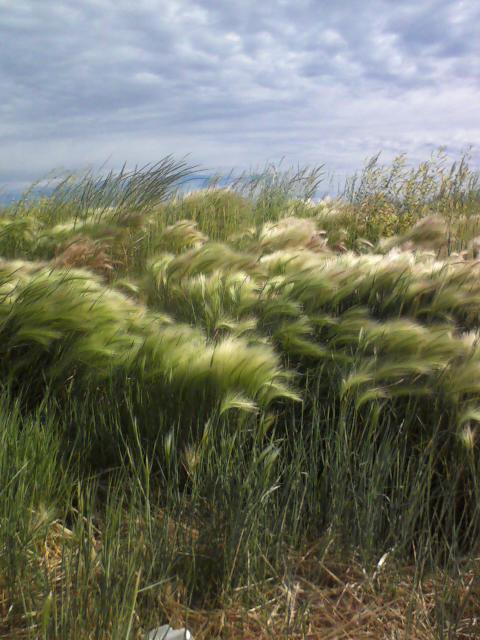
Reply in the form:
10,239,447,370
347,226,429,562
53,237,117,277
3,519,478,640
156,557,480,639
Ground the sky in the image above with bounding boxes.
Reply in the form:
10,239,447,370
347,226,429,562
1,0,479,193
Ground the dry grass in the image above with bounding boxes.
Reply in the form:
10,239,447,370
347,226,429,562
53,237,117,276
156,559,480,639
2,511,478,640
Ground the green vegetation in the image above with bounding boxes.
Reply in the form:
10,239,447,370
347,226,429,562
1,151,480,638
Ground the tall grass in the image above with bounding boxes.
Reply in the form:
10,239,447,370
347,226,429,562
1,152,480,638
2,388,479,638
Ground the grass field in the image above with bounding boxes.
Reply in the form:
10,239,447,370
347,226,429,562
1,151,480,638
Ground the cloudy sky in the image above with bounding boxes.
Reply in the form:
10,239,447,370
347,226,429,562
1,0,479,192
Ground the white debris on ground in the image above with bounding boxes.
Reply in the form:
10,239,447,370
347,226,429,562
146,624,193,639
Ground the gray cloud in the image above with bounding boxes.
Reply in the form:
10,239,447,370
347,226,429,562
0,0,479,192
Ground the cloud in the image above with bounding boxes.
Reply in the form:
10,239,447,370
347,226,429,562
0,0,479,191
